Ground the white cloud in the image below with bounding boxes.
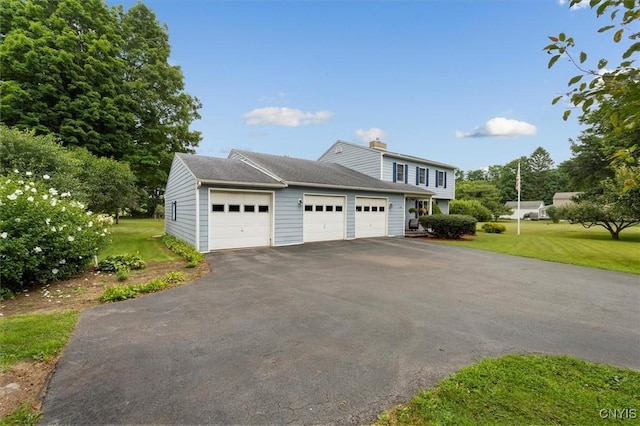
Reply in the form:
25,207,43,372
355,127,388,142
456,117,537,138
558,0,589,10
244,107,333,126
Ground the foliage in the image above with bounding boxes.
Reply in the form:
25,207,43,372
546,205,561,223
545,0,640,131
0,402,41,426
432,220,640,274
0,171,111,292
0,287,15,301
97,254,146,273
419,214,477,239
431,203,442,215
99,271,184,302
0,0,202,213
455,180,511,219
481,222,506,234
375,354,640,426
0,311,79,367
116,269,130,281
449,199,493,222
161,234,205,267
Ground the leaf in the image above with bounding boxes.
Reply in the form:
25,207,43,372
614,28,624,43
552,95,563,105
548,36,559,43
598,25,615,33
548,54,561,69
596,1,608,16
622,41,640,59
559,32,566,42
579,51,587,63
568,75,583,86
598,58,608,69
563,110,572,121
624,0,635,9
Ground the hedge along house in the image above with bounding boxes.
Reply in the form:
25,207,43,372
318,140,457,227
165,149,435,252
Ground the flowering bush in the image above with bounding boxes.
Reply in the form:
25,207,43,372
0,171,112,292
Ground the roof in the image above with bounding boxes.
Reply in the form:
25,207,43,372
505,201,545,209
175,153,285,187
232,150,435,196
327,140,458,170
553,192,580,199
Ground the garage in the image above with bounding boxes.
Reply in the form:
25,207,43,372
303,195,345,242
355,197,387,238
209,191,272,250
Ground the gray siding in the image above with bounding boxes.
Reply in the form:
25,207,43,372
274,187,304,246
382,156,455,200
435,199,450,215
165,156,198,248
198,186,209,251
318,142,382,179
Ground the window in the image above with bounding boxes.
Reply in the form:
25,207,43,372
244,205,255,212
258,205,269,213
436,170,447,188
356,206,362,212
379,206,385,212
364,206,370,212
418,167,426,185
326,205,334,212
396,163,405,183
336,205,343,212
315,205,324,212
212,204,224,212
229,204,240,212
372,206,378,212
172,201,177,221
304,205,313,211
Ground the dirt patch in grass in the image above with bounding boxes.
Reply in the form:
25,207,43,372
0,260,210,418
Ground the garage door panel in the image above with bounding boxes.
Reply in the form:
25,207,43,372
355,197,387,238
303,195,345,242
209,192,272,250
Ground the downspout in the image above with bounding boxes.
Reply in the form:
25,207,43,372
196,181,201,251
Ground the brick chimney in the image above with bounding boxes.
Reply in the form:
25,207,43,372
369,139,387,151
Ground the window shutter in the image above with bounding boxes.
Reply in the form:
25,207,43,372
435,169,439,187
404,164,408,183
415,167,419,185
426,168,429,187
393,162,397,183
444,172,447,188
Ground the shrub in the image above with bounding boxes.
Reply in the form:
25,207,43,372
419,214,477,239
98,272,185,303
116,269,129,281
98,285,138,302
97,254,146,272
481,222,507,234
162,271,185,284
137,278,167,293
0,171,111,292
161,234,204,267
546,205,560,223
449,199,493,222
432,203,442,215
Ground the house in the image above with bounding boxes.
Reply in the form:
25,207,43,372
553,192,580,208
501,201,547,220
165,145,444,252
318,140,456,226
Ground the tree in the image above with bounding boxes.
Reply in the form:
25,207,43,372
528,147,555,203
455,180,511,219
466,169,488,181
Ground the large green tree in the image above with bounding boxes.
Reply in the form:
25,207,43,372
455,180,511,219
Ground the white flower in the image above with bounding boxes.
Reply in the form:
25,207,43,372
100,233,106,237
77,226,82,231
50,199,57,207
61,192,71,197
14,189,23,196
14,218,20,223
51,226,57,232
30,187,37,193
61,206,66,212
42,194,48,200
7,194,17,200
88,221,93,227
46,218,51,225
13,169,19,173
0,232,7,239
43,174,50,180
67,236,74,242
27,196,34,202
52,268,59,275
48,188,58,195
33,247,42,253
59,259,66,264
25,171,32,176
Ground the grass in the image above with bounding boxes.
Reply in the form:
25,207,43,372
432,220,640,274
0,311,79,368
100,218,180,262
376,354,640,426
0,403,41,426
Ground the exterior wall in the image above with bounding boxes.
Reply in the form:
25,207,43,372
435,199,450,215
198,186,209,251
165,156,198,249
318,142,382,179
382,156,455,201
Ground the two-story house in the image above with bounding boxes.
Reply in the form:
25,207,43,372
164,140,456,252
318,140,456,223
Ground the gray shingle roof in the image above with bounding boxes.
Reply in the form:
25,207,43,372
232,150,435,195
176,153,284,186
505,201,545,209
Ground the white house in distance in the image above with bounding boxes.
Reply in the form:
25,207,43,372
501,201,548,220
164,140,456,252
553,192,580,208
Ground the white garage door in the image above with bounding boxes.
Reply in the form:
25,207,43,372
209,191,272,250
355,197,387,238
303,195,345,242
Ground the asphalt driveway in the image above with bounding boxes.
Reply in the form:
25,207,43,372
41,238,640,425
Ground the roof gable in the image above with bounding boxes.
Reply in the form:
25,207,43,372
175,153,284,186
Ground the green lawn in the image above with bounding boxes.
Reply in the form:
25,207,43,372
430,220,640,274
0,311,79,368
376,354,640,426
101,218,179,262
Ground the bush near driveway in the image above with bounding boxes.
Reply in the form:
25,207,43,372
419,214,477,239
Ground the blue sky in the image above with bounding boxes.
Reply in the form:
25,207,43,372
111,0,619,172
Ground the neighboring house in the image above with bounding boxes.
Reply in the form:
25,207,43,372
165,149,436,252
318,140,456,227
553,192,580,208
501,201,547,220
